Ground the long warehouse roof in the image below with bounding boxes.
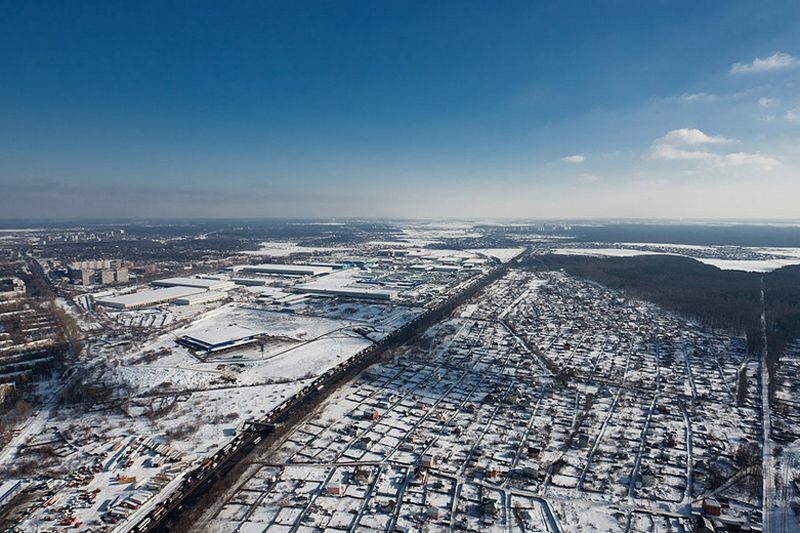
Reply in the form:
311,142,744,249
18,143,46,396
152,277,235,290
97,286,205,308
234,263,333,276
294,286,396,300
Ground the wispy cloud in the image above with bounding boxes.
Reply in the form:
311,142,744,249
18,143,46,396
681,92,717,102
758,97,777,107
561,154,585,163
786,107,800,121
651,128,779,169
718,152,781,168
730,52,799,74
652,144,717,161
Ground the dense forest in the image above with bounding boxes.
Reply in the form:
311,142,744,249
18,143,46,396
764,265,800,361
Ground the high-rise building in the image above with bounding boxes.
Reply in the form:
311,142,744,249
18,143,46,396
114,268,129,283
68,268,92,285
67,260,130,285
99,270,115,285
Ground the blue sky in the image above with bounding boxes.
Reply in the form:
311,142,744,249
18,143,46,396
1,1,799,218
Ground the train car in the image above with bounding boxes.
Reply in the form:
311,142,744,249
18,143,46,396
150,504,166,521
135,517,151,532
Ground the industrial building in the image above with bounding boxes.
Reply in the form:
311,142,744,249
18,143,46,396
177,324,267,353
173,291,228,306
96,286,206,309
232,263,334,277
294,286,396,300
432,264,462,272
151,277,235,291
306,262,347,270
231,277,268,286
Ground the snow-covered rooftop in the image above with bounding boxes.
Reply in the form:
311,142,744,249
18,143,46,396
233,263,334,276
152,277,235,291
178,324,267,352
96,286,205,308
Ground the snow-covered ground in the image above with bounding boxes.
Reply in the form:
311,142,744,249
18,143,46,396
467,247,526,263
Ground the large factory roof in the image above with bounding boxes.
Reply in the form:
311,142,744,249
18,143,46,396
173,291,227,305
152,277,235,291
233,263,334,276
294,286,396,300
177,324,266,353
96,286,205,309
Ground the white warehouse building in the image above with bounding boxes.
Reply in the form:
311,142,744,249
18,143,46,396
232,263,333,277
177,324,267,353
96,286,206,309
173,291,228,306
151,277,236,291
294,286,395,301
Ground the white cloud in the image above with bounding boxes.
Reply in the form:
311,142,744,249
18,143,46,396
787,107,800,121
758,97,777,107
681,92,717,102
651,128,734,161
730,52,799,74
655,128,734,147
719,152,781,169
561,154,585,163
652,144,718,161
651,128,779,169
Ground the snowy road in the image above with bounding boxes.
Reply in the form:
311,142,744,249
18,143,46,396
0,368,78,466
760,278,776,533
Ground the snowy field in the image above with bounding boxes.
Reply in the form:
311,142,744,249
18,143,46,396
693,257,800,272
467,247,526,262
